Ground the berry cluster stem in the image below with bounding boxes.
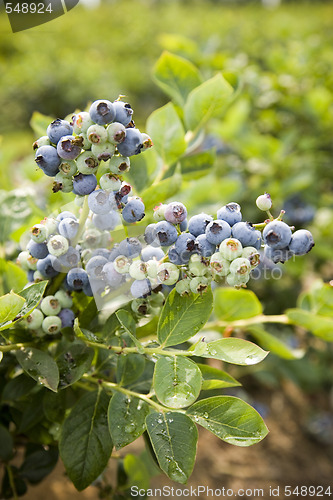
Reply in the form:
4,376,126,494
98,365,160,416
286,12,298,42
205,313,290,330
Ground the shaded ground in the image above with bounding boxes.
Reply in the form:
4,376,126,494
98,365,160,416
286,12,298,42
17,380,333,500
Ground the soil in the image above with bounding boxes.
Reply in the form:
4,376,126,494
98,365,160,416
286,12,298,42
14,380,333,500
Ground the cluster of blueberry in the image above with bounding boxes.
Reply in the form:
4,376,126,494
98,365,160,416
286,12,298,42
21,290,74,334
33,98,152,195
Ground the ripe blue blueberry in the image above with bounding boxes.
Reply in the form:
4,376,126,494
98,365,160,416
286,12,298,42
288,230,314,256
118,237,142,258
164,202,187,225
195,234,216,257
35,145,61,177
47,119,73,144
168,246,186,265
88,189,115,215
73,173,97,196
117,128,143,157
103,262,124,287
179,219,188,232
232,222,262,248
36,254,59,278
175,233,197,261
89,99,115,125
141,246,165,262
66,267,89,290
205,220,231,245
263,221,292,250
27,240,49,260
122,198,145,223
188,213,213,237
144,224,158,246
57,135,82,160
217,203,242,226
58,308,75,328
56,211,77,222
92,210,121,231
58,218,79,240
264,245,293,264
154,221,178,247
130,279,152,298
86,255,109,279
112,101,133,126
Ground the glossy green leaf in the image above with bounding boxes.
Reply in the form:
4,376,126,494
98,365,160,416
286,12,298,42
214,288,262,321
140,171,182,211
154,356,201,408
197,363,241,390
286,309,333,341
146,102,186,165
18,391,45,432
16,347,59,392
56,340,94,389
184,73,234,131
0,291,25,324
43,390,67,423
116,309,144,353
116,353,145,387
19,446,58,484
186,396,268,446
0,424,13,461
108,392,149,449
0,281,48,332
59,388,112,491
146,411,197,484
158,287,213,347
248,326,304,360
198,338,268,365
153,51,202,107
1,373,36,402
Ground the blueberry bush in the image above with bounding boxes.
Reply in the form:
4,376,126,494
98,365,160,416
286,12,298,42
0,50,331,499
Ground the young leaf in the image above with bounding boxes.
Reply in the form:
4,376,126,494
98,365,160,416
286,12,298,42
116,309,144,353
197,363,241,390
108,392,149,450
186,396,268,446
146,411,198,484
247,326,304,360
214,288,262,321
286,309,333,341
146,103,186,165
16,348,59,392
0,291,25,324
153,51,202,107
199,338,268,365
184,73,234,131
153,356,201,409
59,388,112,491
158,288,213,347
56,340,94,389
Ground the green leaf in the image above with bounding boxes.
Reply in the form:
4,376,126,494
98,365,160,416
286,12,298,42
0,291,25,324
158,288,213,347
1,373,36,402
186,396,268,446
153,51,202,107
116,309,144,353
56,340,94,389
0,425,13,461
18,391,45,432
43,390,67,423
248,326,304,360
19,446,58,484
184,73,234,131
153,356,201,409
146,411,198,484
197,363,241,390
16,347,59,392
30,111,54,137
0,259,27,294
123,454,150,490
214,288,262,321
199,338,268,366
108,392,149,450
59,388,112,491
146,103,186,165
116,353,145,387
180,149,216,180
286,309,333,341
140,171,182,211
0,281,48,332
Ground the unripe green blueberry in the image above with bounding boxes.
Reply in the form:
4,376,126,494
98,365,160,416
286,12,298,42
100,173,122,192
22,308,44,329
190,276,210,294
131,298,150,316
149,291,165,306
17,251,31,271
87,124,108,144
27,255,38,270
81,248,93,265
43,218,58,237
114,255,131,274
41,295,61,316
210,252,230,276
82,228,102,249
219,238,243,261
107,122,126,144
54,290,73,309
59,160,77,177
33,136,50,150
42,315,62,334
229,257,251,276
78,133,92,150
30,224,48,243
53,173,74,193
129,260,148,280
72,111,93,134
47,235,69,257
175,278,191,296
226,272,250,288
91,142,116,162
256,193,272,211
157,263,179,285
33,270,45,282
108,155,130,174
189,254,209,277
153,203,167,222
141,133,153,150
146,259,158,279
76,151,99,175
242,247,260,268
